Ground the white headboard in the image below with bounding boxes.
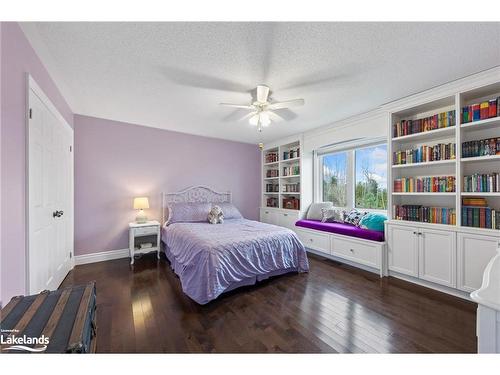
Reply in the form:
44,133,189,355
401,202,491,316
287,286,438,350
161,185,232,225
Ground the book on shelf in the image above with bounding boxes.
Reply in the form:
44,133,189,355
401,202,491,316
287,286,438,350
266,197,279,208
393,176,455,193
461,206,500,229
265,183,279,192
463,173,500,193
282,197,300,210
393,205,456,225
266,169,279,178
282,147,300,160
461,96,500,123
265,152,279,163
282,183,300,193
393,143,455,165
282,165,300,176
462,137,500,158
393,110,455,138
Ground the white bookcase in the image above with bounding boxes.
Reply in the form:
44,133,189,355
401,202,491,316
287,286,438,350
260,136,311,231
386,79,500,298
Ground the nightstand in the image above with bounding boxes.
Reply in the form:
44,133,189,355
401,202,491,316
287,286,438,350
129,220,161,265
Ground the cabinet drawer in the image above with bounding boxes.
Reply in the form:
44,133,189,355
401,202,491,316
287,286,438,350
296,229,330,254
331,236,379,268
134,226,158,236
277,211,299,230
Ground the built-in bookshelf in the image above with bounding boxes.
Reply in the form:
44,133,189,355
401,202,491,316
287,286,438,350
388,82,500,231
262,140,302,210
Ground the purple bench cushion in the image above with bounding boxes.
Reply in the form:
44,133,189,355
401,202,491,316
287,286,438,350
295,219,385,242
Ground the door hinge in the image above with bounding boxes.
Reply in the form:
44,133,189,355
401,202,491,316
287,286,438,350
29,108,33,119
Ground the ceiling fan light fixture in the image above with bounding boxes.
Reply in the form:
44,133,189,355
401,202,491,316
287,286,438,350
249,114,260,126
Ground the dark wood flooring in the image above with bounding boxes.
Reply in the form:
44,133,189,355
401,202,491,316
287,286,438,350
60,253,477,353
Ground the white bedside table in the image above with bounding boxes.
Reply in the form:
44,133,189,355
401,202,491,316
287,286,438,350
129,220,161,265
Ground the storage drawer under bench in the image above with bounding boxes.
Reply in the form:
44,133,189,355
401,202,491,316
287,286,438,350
295,228,330,254
331,236,380,268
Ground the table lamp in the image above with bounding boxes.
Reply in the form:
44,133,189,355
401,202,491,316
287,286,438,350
133,197,149,223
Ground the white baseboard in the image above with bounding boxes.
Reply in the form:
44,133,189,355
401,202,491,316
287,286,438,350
74,248,129,266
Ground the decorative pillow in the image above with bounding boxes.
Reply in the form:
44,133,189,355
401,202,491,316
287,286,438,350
320,208,345,223
358,212,387,232
343,209,368,226
167,202,212,224
207,205,224,224
306,202,334,220
217,203,243,219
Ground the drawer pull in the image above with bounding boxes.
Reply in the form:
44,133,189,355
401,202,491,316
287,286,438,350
349,248,354,253
265,211,269,214
309,238,314,242
284,214,288,217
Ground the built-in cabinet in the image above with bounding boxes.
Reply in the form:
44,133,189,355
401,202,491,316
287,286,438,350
259,207,300,232
457,232,500,292
388,222,500,295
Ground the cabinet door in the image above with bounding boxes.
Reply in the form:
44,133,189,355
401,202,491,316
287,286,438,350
388,224,419,277
277,211,299,230
418,228,456,287
457,233,499,292
260,209,278,225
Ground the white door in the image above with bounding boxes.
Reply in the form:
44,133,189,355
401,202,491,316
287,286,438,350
418,228,456,287
28,85,73,294
387,224,419,277
457,232,499,293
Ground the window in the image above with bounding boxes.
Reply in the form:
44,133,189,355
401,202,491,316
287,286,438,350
355,145,388,210
322,152,347,207
318,143,387,211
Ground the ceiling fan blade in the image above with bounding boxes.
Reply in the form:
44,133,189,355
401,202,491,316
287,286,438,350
272,108,297,121
239,111,258,122
267,99,304,110
268,111,284,122
219,103,255,109
256,85,270,103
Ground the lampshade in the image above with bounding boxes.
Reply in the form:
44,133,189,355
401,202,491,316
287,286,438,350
133,197,149,210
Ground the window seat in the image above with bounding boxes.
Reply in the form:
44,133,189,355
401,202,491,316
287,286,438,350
295,219,385,242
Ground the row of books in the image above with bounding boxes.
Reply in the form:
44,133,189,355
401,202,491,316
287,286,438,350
266,169,279,178
283,148,300,160
283,197,300,210
283,165,300,176
463,173,500,193
266,197,278,208
461,207,500,229
393,176,456,193
393,110,455,138
393,143,455,165
462,137,500,158
461,97,499,123
282,183,300,193
265,184,279,193
393,205,456,225
265,152,279,163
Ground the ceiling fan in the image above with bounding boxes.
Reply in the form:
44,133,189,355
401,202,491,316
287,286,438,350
220,85,304,132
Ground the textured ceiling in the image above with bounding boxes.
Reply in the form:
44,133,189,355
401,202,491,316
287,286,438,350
21,22,500,144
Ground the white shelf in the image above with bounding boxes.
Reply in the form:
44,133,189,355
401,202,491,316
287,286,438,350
281,192,301,195
281,174,301,178
280,157,301,164
461,117,500,131
392,126,455,143
461,155,500,163
263,192,279,195
264,177,279,180
461,192,500,197
263,161,279,166
392,192,456,196
392,159,455,168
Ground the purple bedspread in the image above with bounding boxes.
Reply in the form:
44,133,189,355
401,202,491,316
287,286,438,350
162,219,309,304
295,219,385,242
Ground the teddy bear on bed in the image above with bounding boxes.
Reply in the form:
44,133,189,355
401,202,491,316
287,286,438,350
208,205,224,224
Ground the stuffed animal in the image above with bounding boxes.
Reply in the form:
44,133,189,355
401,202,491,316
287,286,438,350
207,205,224,224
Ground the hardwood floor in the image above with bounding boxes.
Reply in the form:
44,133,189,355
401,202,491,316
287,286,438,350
61,253,477,353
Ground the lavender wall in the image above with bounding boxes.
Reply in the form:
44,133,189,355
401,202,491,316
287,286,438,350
74,115,261,255
0,22,74,303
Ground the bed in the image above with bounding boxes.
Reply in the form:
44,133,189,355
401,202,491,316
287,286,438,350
161,186,309,304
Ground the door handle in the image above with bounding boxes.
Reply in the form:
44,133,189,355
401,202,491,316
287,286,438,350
53,210,64,218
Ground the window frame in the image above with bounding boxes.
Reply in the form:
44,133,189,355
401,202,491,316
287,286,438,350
315,141,388,213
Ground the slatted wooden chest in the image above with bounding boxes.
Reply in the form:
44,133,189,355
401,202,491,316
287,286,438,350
0,282,96,353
